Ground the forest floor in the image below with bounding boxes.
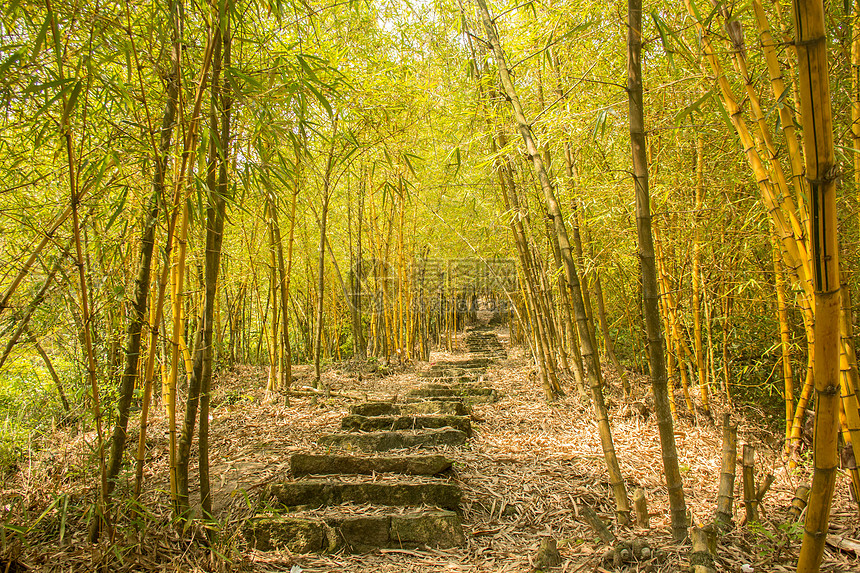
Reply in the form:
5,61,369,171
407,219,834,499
2,328,859,572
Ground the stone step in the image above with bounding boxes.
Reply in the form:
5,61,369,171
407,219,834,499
430,358,491,368
405,395,470,403
468,351,507,359
349,400,469,417
419,373,481,383
318,427,468,451
263,479,461,511
242,509,465,553
407,385,499,401
341,414,472,436
291,453,452,477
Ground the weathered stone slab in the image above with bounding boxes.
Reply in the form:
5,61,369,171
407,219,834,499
263,480,461,510
420,373,481,384
434,357,491,368
329,515,390,552
349,401,398,417
242,516,336,552
402,400,470,415
407,386,498,401
349,401,469,417
243,511,466,553
318,428,468,451
291,453,452,476
341,414,472,436
404,395,471,403
390,510,465,548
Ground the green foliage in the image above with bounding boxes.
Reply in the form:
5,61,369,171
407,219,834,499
0,356,72,472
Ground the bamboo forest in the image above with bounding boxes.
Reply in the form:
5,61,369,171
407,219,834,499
2,0,860,570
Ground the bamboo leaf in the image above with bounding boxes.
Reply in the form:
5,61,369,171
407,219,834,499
590,109,608,140
673,87,714,125
62,79,83,125
104,186,129,232
31,15,50,64
0,51,23,79
651,11,675,70
296,55,321,85
304,81,332,116
227,66,262,91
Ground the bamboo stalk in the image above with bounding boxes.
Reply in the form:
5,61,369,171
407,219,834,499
756,473,775,504
742,444,758,524
772,229,795,449
692,133,709,414
632,488,649,529
690,526,717,573
0,248,68,370
720,8,807,260
716,413,737,528
752,0,808,225
837,282,860,507
792,1,842,569
29,329,70,412
0,205,74,318
683,0,812,298
790,484,811,519
627,0,685,540
654,227,694,413
164,18,219,515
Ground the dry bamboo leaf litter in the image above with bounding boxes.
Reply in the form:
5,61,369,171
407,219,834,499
1,332,858,571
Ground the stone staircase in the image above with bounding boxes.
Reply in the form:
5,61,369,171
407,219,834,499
464,327,507,360
243,329,508,554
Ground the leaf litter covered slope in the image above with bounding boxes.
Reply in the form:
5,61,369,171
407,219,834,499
2,332,859,572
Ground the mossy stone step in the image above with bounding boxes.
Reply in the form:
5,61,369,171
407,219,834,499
318,427,468,451
242,510,465,553
291,453,452,476
468,352,507,359
263,479,461,510
349,400,469,417
242,516,335,553
421,365,487,377
341,414,472,436
420,372,481,383
407,385,499,401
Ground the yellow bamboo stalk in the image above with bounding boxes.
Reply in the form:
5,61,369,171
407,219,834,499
772,230,794,448
165,23,219,513
789,315,815,464
692,133,709,414
837,283,860,506
854,0,860,217
684,0,811,297
752,0,809,225
658,276,678,418
773,0,803,129
721,11,807,260
655,226,694,413
792,0,842,569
